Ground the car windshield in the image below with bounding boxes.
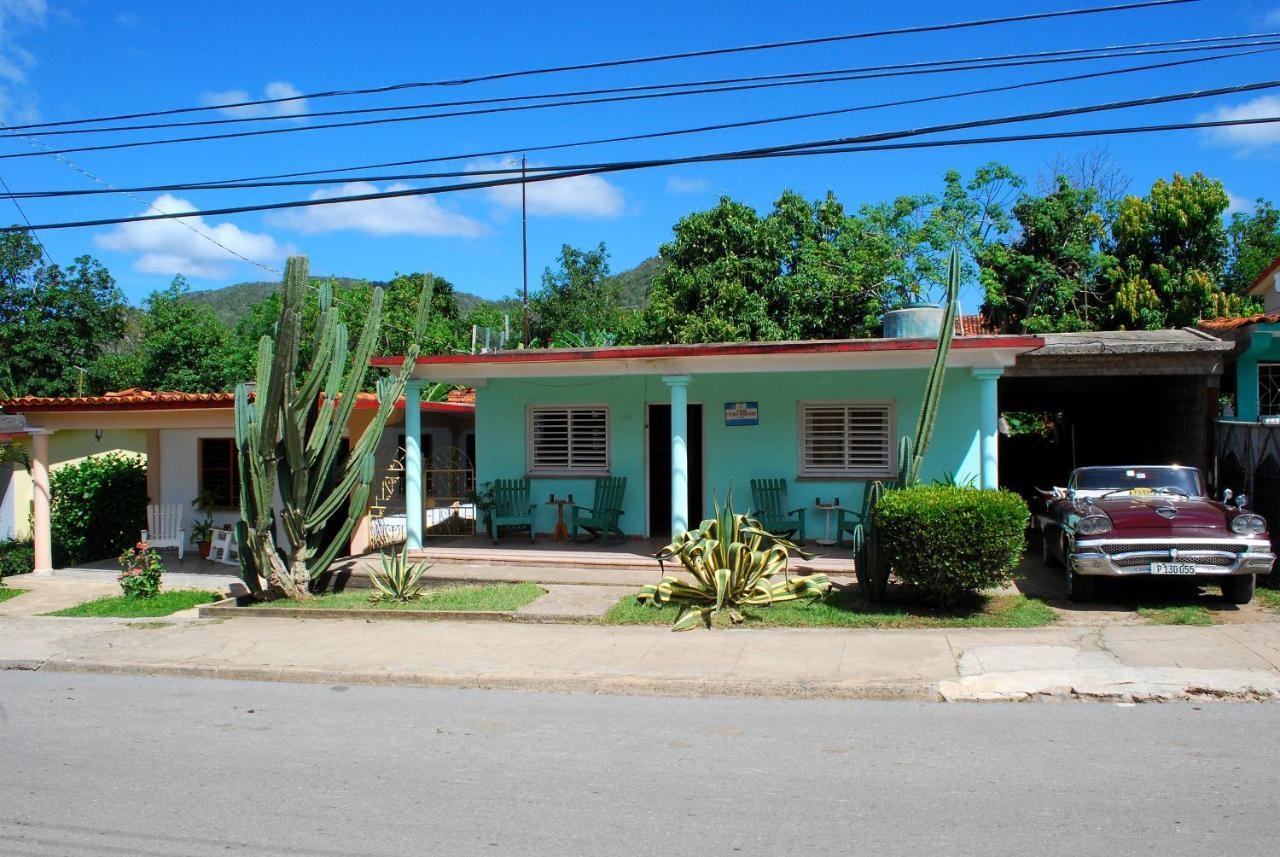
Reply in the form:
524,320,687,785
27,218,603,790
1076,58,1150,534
1070,467,1204,497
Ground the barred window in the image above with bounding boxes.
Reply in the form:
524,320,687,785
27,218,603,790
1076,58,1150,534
798,402,894,478
1260,363,1280,417
527,406,610,475
198,438,240,508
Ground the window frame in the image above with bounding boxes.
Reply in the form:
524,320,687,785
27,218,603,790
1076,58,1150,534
197,437,241,510
795,400,896,480
1260,362,1280,417
526,404,612,477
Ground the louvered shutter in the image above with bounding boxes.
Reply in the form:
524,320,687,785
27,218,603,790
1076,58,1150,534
799,403,893,478
528,407,610,474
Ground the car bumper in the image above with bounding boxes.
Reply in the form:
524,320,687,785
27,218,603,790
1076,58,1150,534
1070,539,1275,577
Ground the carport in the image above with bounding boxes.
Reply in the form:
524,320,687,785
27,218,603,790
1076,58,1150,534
999,330,1231,497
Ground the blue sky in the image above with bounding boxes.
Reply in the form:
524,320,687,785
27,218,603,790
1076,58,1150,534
2,0,1279,310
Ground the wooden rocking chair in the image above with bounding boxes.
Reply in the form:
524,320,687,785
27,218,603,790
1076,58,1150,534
569,477,627,543
142,503,185,560
748,478,806,543
489,478,536,544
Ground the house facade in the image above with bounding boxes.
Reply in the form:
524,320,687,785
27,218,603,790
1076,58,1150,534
0,389,474,572
375,335,1042,548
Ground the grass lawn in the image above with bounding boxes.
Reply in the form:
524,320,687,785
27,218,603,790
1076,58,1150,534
1136,604,1215,625
250,582,544,612
1255,587,1280,611
602,587,1057,629
46,589,220,618
0,587,28,604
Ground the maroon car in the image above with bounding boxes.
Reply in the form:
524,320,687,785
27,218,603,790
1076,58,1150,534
1037,465,1275,604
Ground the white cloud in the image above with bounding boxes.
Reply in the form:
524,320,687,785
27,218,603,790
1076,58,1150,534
201,80,308,120
1266,6,1280,25
267,181,486,237
468,159,624,218
94,194,292,279
0,0,46,122
665,175,709,194
113,11,141,28
1197,95,1280,151
1227,191,1253,215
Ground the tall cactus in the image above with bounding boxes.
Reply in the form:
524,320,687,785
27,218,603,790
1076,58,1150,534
855,247,962,600
235,256,433,598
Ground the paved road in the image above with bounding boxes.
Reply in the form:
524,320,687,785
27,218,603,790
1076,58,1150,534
1,672,1276,856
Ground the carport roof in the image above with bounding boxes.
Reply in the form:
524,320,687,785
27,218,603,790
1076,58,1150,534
1007,328,1231,377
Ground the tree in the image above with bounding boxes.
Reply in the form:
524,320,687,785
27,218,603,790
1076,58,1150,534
130,277,231,392
979,178,1108,333
0,231,129,397
530,243,620,343
1224,199,1280,296
1102,172,1251,328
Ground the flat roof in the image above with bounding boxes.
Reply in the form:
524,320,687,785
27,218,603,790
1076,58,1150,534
1025,328,1231,356
374,335,1044,382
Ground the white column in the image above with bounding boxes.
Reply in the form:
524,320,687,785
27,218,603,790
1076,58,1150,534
972,369,1003,490
663,375,691,537
404,381,423,550
30,429,54,574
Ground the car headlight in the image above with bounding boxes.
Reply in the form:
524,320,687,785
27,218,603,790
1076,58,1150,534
1077,514,1113,536
1231,514,1267,536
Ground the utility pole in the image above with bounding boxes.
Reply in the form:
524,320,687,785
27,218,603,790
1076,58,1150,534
521,154,530,348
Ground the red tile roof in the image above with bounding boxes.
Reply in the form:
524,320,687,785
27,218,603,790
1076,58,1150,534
955,314,998,336
1197,313,1280,331
0,388,237,413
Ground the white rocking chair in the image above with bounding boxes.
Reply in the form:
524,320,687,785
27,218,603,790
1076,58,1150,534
142,504,185,561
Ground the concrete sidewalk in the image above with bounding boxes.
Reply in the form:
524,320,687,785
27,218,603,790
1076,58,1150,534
5,610,1280,702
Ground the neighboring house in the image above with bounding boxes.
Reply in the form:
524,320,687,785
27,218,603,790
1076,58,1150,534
372,333,1044,548
1,413,27,541
0,388,474,572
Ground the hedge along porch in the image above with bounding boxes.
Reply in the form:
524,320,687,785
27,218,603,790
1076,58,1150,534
375,336,1041,547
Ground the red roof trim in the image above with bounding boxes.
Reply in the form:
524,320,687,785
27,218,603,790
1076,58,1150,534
0,398,236,414
351,399,474,413
1248,256,1280,295
370,335,1042,367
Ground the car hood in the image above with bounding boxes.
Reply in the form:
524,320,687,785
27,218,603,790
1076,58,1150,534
1090,497,1226,531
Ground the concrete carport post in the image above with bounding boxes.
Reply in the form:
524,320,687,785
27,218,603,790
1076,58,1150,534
29,428,55,574
404,380,424,550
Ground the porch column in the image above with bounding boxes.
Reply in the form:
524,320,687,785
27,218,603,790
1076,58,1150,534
663,375,691,536
145,429,162,503
972,369,1002,490
30,429,54,574
404,381,424,550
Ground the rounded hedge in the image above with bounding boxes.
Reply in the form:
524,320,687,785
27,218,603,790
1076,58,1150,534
873,485,1029,606
0,538,33,578
50,452,148,567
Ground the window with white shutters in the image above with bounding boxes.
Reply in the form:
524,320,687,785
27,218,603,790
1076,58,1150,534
797,402,894,478
527,406,610,475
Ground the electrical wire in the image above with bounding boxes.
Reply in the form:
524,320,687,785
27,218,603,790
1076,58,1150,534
0,172,53,267
5,78,1275,233
0,0,1199,133
7,31,1272,139
5,45,1272,201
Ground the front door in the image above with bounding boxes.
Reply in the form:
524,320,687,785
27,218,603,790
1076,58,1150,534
647,403,704,538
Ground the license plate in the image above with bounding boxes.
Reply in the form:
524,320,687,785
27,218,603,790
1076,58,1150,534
1150,562,1198,575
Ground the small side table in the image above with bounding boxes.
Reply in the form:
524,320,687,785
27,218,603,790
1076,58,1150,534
814,500,842,547
547,497,573,541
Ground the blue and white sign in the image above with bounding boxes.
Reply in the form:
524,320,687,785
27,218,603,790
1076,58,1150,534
724,402,759,426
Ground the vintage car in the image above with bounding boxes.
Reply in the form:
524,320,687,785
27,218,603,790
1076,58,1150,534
1037,465,1275,604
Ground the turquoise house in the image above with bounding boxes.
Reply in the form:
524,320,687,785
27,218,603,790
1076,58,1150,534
375,335,1041,546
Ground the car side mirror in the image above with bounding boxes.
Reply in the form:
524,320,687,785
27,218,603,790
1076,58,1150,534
1236,494,1248,509
1222,488,1234,503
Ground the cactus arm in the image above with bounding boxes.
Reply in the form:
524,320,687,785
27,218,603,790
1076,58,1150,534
906,247,961,486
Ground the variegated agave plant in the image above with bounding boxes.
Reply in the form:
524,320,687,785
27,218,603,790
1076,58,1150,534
368,545,431,603
638,494,831,631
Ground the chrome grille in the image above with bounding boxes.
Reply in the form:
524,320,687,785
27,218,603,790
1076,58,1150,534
1099,542,1247,556
1113,553,1237,568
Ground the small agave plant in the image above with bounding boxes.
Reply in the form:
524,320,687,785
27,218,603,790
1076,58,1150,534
638,493,831,631
368,545,431,603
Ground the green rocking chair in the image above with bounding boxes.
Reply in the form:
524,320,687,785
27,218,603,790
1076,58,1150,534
749,478,807,543
488,478,536,544
569,477,627,543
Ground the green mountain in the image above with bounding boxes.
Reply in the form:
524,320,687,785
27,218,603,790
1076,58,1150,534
184,257,665,328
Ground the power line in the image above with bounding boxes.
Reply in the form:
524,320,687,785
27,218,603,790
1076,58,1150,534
7,32,1271,139
0,0,1199,133
5,78,1275,233
6,45,1272,201
4,38,1264,163
0,172,53,267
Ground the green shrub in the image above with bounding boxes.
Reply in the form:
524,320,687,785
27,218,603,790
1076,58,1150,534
50,453,148,567
874,485,1029,607
0,538,34,579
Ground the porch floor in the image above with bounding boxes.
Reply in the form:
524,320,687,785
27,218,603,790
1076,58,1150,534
406,533,854,575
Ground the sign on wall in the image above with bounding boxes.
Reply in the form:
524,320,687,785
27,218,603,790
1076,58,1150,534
724,402,759,426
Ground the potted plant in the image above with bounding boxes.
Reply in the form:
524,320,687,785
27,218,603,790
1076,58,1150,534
191,490,217,559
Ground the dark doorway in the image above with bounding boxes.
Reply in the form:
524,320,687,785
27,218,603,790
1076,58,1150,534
648,404,704,538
